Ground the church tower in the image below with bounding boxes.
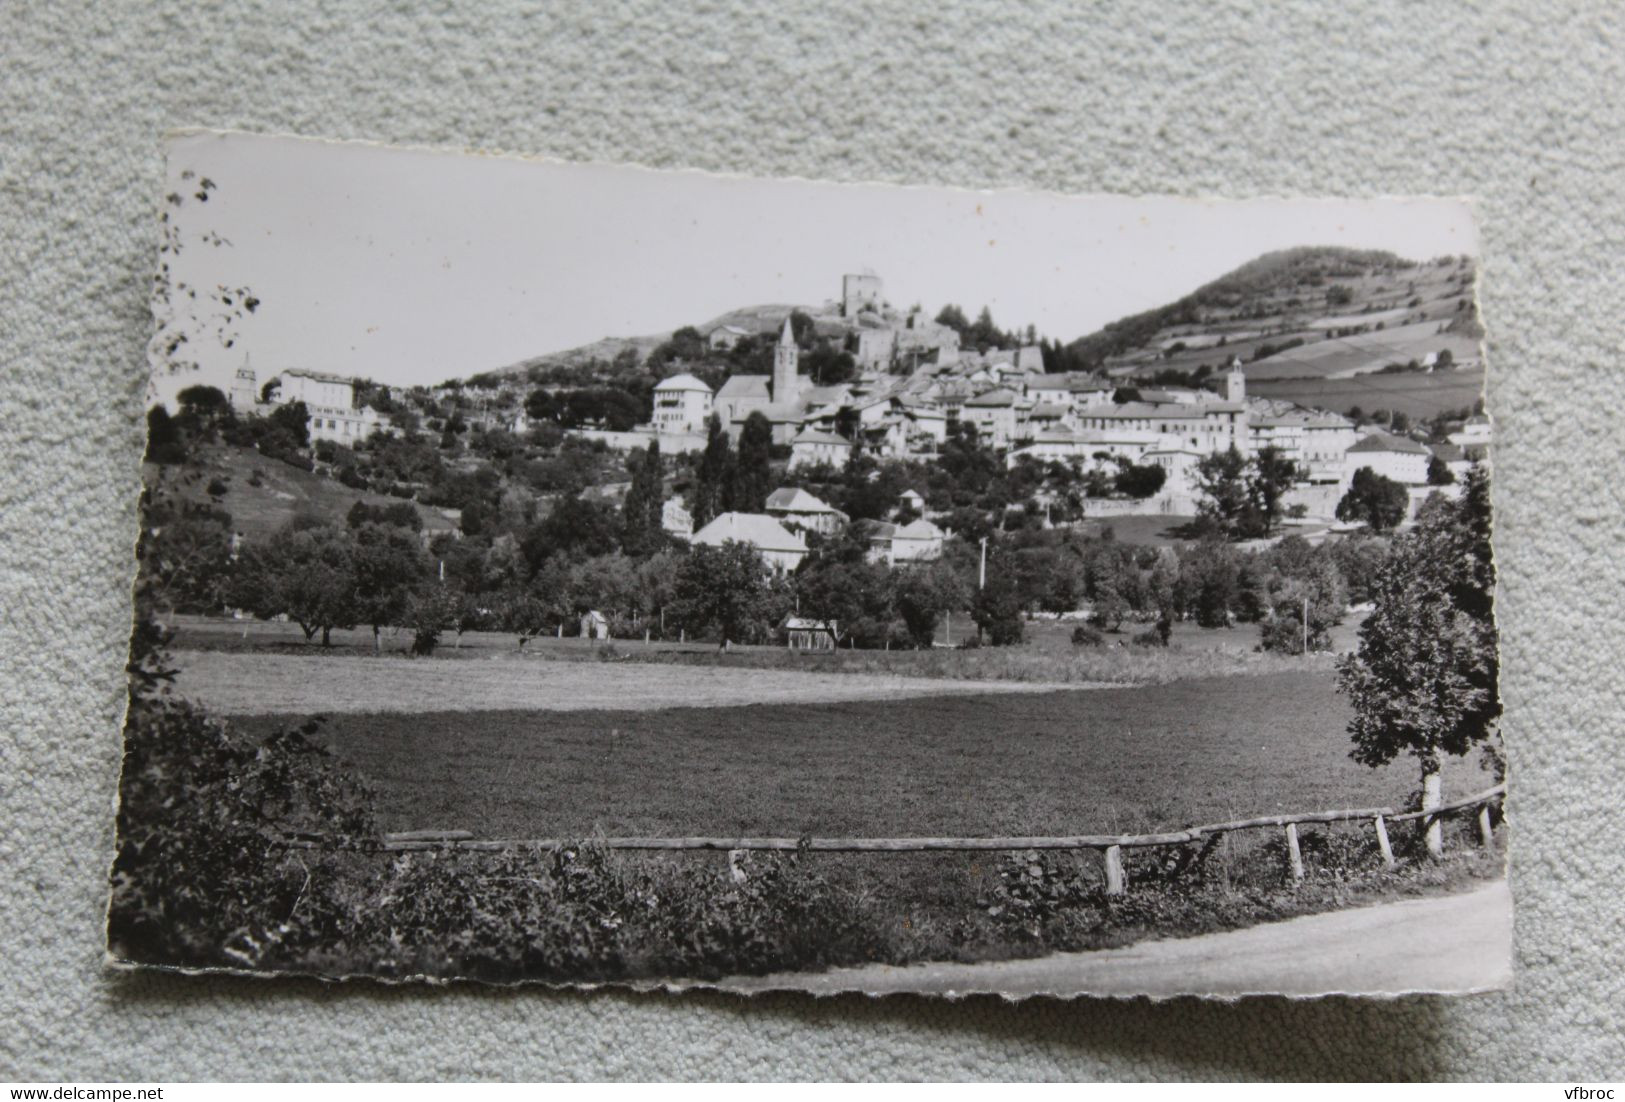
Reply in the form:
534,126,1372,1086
772,316,801,404
1221,356,1246,403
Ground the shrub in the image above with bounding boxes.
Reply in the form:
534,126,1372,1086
108,698,378,969
1071,625,1105,647
206,477,229,497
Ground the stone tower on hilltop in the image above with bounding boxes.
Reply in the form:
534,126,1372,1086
773,316,801,403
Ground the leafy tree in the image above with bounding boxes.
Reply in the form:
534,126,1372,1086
669,542,787,646
1247,446,1299,536
1336,467,1410,531
1115,463,1167,499
521,493,620,571
1427,453,1457,486
1258,556,1347,654
232,521,356,646
351,523,429,653
1194,447,1253,539
731,412,774,512
971,559,1025,645
1337,467,1498,856
137,492,235,614
1178,540,1240,628
267,401,310,450
893,560,969,648
934,304,970,337
347,500,422,532
691,414,733,527
620,442,666,558
143,406,190,465
402,583,471,656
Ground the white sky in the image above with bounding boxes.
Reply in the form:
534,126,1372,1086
152,131,1477,404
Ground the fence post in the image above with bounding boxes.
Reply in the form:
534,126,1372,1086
1373,815,1396,869
1284,822,1304,883
1102,845,1125,896
1477,804,1494,847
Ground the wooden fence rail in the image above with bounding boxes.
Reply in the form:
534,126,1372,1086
280,783,1505,893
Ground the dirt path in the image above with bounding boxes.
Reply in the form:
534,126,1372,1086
173,650,1101,715
706,879,1513,1000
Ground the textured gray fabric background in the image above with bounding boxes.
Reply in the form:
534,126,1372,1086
3,0,1621,1081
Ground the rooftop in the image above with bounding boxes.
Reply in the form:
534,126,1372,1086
691,512,808,554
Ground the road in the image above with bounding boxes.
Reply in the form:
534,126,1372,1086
704,879,1512,1000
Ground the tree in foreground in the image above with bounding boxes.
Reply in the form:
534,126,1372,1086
1336,466,1410,532
669,542,786,646
971,563,1025,646
232,521,356,646
1337,467,1498,856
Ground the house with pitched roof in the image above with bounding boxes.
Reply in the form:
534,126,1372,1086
690,511,809,572
1345,431,1431,485
788,427,853,471
865,518,945,565
765,487,848,535
651,372,713,435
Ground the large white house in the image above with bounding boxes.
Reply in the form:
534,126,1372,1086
651,372,713,435
690,511,809,572
1345,431,1432,485
259,367,391,445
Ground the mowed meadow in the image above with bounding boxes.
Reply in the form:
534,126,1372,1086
220,670,1495,842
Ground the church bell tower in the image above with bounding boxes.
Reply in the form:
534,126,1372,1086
773,316,801,404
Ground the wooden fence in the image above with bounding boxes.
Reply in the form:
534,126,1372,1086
281,782,1505,895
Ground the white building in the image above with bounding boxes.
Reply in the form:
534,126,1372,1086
866,518,945,565
266,368,357,411
961,387,1021,448
652,372,714,435
1447,414,1492,448
788,428,853,470
1345,431,1432,485
765,487,848,534
706,324,752,351
691,511,809,572
662,497,694,540
263,368,391,445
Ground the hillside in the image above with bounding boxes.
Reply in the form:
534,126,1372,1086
489,303,811,379
147,444,461,544
1067,246,1481,377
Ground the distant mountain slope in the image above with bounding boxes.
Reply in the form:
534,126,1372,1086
488,304,813,379
1066,246,1478,380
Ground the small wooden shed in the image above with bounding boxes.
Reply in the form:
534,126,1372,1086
781,614,837,651
579,610,609,640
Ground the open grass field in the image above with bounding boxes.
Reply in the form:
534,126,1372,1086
171,649,1087,714
223,671,1496,840
1246,367,1487,419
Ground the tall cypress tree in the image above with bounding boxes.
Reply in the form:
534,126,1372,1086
692,414,732,527
731,412,774,513
643,439,664,550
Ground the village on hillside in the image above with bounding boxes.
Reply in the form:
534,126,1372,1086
119,136,1506,992
182,257,1489,610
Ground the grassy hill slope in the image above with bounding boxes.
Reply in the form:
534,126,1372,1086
1067,246,1482,386
148,444,460,544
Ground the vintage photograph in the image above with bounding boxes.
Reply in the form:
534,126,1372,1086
112,131,1506,997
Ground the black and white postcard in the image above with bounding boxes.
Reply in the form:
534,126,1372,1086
112,131,1506,997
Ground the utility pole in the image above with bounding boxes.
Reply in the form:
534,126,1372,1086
979,536,988,591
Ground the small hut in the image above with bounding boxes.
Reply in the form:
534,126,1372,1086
579,610,609,640
781,614,838,651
